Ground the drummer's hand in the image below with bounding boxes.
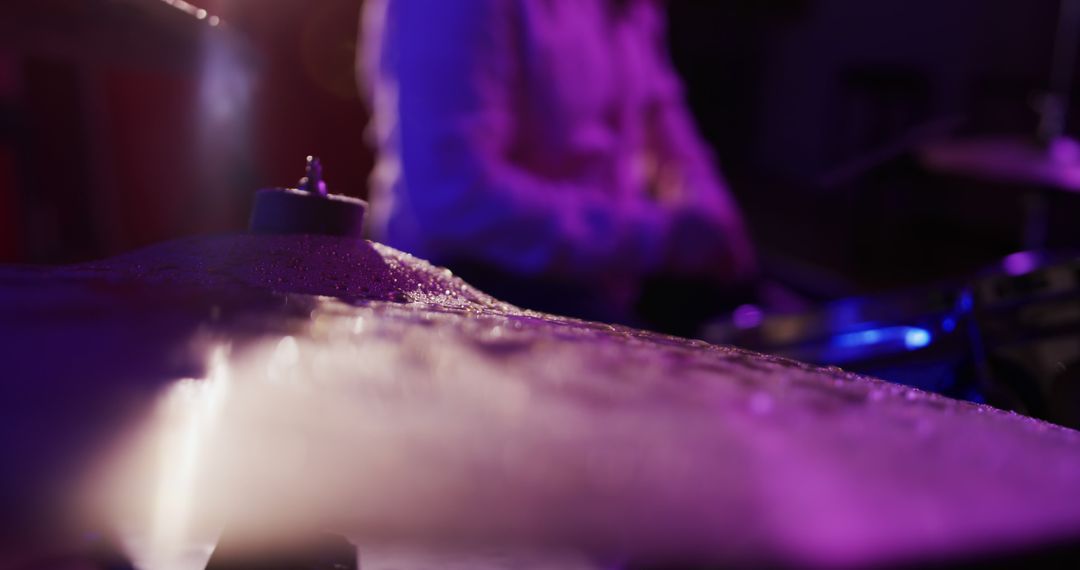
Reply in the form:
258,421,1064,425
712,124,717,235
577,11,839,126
664,204,757,284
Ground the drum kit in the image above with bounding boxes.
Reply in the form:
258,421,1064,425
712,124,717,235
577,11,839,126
708,128,1080,427
705,253,1080,428
706,0,1080,430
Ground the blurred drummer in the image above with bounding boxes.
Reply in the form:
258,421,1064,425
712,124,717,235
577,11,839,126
359,0,756,327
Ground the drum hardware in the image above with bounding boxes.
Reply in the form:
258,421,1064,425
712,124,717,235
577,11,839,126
918,0,1080,253
249,156,368,238
205,532,357,570
705,284,960,352
968,256,1080,425
707,253,1080,425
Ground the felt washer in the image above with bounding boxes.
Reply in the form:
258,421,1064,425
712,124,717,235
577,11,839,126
248,156,368,238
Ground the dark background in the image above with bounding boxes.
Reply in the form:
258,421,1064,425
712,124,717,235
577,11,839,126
2,0,1078,298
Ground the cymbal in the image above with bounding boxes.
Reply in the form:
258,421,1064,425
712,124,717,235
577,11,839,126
919,135,1080,192
2,234,1080,568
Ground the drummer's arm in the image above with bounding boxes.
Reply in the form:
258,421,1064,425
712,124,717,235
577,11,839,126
393,0,671,280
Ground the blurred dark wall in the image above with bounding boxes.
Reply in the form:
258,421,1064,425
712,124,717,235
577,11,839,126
200,0,371,199
0,0,369,264
670,0,1061,183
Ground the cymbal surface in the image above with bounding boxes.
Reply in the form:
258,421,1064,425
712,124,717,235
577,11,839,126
2,234,1080,569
